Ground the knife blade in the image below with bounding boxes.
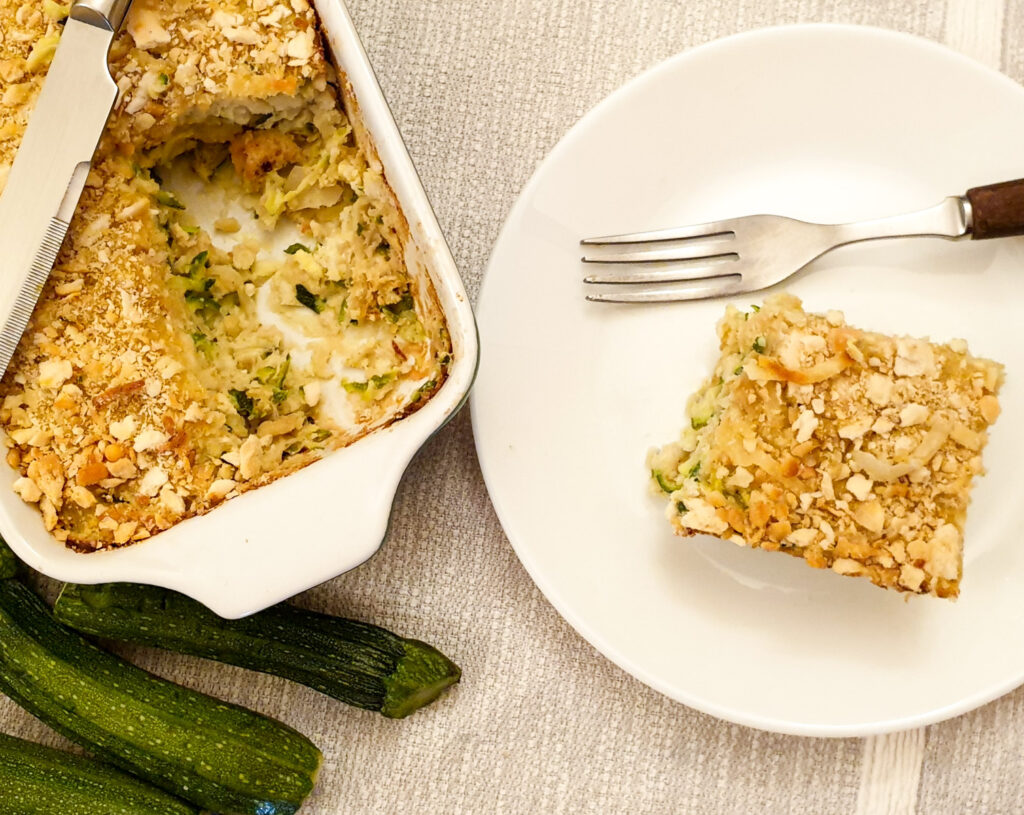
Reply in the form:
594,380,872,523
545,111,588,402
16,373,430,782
0,0,133,378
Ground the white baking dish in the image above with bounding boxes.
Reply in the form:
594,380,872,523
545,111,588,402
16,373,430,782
0,0,478,618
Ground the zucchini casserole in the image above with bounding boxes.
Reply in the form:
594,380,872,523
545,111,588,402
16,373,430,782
0,1,450,549
649,294,1003,599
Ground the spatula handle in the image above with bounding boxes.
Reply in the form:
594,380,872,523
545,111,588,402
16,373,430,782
966,178,1024,240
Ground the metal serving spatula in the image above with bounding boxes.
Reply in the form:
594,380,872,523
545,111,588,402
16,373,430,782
0,0,133,376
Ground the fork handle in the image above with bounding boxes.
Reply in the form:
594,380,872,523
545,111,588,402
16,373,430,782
966,178,1024,239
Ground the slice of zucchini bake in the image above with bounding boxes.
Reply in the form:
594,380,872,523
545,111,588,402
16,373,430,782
0,1,450,549
648,294,1003,598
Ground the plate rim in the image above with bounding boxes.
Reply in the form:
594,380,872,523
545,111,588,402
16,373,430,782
472,22,1024,737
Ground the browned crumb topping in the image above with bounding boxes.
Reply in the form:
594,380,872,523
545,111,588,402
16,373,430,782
229,130,303,186
649,293,1004,599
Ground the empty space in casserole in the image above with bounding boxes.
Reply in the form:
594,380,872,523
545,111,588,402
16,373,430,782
0,1,450,549
649,293,1003,599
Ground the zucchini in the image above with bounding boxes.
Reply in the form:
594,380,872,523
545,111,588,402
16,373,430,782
55,582,461,719
0,580,321,815
688,382,720,430
652,469,682,494
0,732,197,815
0,538,16,580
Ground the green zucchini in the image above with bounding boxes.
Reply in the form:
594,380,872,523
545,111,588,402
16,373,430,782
0,579,321,815
688,381,720,430
55,582,461,719
652,470,682,494
0,732,198,815
0,538,16,580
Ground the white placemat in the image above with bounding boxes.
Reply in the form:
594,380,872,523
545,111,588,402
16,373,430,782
2,1,1019,812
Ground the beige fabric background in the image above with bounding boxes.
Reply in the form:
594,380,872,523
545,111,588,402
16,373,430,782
2,1,1022,813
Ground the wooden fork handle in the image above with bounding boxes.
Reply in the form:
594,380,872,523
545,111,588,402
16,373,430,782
966,178,1024,239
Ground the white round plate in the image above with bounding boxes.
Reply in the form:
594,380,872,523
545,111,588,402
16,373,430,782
472,24,1024,737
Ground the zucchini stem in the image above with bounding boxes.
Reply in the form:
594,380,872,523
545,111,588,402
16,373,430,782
382,639,462,719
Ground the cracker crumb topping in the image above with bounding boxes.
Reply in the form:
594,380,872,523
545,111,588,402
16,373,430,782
0,0,451,549
648,293,1004,599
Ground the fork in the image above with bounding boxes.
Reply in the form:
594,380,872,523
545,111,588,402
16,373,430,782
580,178,1024,303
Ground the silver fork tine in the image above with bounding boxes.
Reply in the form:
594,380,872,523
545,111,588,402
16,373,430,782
585,275,744,303
583,255,739,284
580,220,736,246
581,235,736,265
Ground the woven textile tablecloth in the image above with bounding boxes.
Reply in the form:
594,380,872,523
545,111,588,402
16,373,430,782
3,1,1023,813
